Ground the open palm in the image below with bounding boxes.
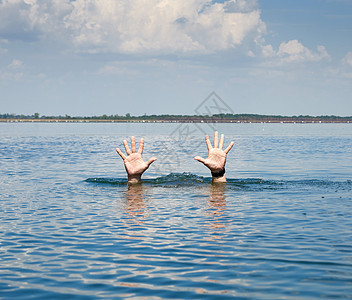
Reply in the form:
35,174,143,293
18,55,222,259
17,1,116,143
194,131,234,181
116,136,157,183
201,148,227,172
124,153,150,176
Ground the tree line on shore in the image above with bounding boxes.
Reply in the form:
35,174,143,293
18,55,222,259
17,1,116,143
1,112,351,122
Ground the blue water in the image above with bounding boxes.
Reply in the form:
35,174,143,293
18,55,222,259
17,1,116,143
0,123,352,299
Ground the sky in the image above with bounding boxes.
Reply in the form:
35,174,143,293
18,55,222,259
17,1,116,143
0,0,352,117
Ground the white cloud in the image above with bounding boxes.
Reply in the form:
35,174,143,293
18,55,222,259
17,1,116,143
342,52,352,67
0,39,8,53
261,40,330,65
96,61,140,76
330,51,352,79
278,40,329,63
0,59,24,81
9,59,23,69
0,0,265,54
262,44,275,58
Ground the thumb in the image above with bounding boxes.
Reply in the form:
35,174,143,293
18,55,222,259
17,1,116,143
194,156,206,164
146,157,157,166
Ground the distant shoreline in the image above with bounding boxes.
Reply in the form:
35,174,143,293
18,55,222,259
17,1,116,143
1,118,351,123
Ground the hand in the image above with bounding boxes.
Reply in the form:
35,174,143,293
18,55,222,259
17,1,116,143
116,136,157,184
194,131,234,183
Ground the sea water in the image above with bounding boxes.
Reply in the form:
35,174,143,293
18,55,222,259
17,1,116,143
0,122,351,299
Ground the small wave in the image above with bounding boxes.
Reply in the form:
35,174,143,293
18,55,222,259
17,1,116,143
153,172,209,185
85,177,127,185
85,174,351,191
287,179,352,193
227,178,283,191
85,173,209,187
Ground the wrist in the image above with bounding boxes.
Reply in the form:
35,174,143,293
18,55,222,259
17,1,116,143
211,168,226,183
128,174,142,184
211,168,225,177
212,175,226,183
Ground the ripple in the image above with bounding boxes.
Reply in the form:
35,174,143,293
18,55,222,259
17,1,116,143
2,125,352,299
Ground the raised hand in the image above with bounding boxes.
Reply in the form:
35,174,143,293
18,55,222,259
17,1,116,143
194,131,234,183
116,136,157,184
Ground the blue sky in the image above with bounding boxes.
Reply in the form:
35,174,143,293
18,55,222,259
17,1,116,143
1,0,352,116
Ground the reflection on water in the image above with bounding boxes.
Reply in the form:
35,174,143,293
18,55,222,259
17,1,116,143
124,183,148,220
208,183,227,212
119,184,151,243
204,183,229,237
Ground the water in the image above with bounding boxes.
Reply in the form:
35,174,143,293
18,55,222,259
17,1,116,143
0,122,351,299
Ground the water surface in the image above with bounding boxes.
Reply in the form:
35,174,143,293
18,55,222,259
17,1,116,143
0,123,351,299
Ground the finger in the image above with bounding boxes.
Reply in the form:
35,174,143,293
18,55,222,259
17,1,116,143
224,141,234,154
116,148,127,160
194,156,206,164
138,138,144,154
146,157,157,167
123,140,131,155
219,134,224,150
131,136,136,153
205,135,213,150
214,131,219,148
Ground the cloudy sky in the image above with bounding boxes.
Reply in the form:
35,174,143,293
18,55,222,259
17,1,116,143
1,0,352,116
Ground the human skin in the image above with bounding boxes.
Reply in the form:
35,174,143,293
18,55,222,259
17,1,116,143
194,131,234,183
116,136,157,184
